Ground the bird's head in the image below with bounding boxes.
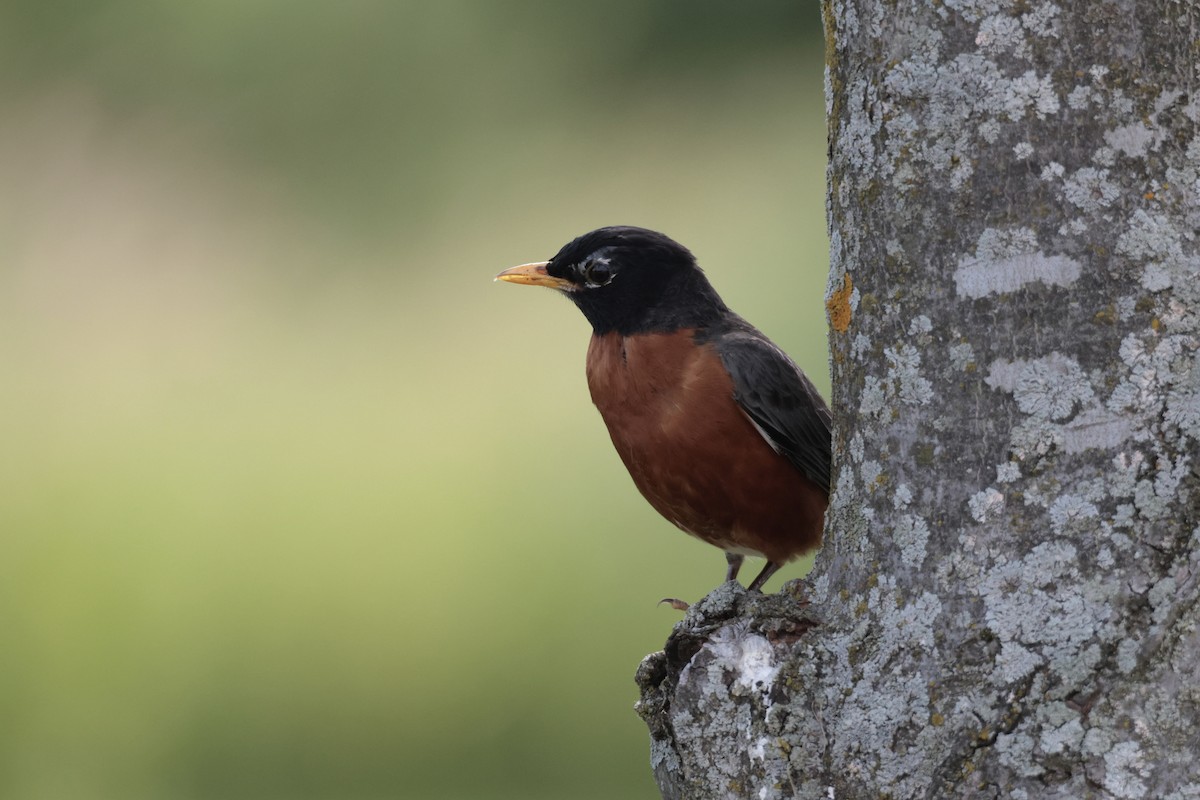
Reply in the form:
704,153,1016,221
496,226,728,336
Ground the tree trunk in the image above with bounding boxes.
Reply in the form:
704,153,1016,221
635,2,1200,797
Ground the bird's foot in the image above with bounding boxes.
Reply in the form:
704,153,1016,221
746,560,783,593
724,552,744,583
658,597,690,611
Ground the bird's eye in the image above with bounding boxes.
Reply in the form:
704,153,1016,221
582,260,613,287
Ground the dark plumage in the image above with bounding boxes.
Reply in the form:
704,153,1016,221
496,226,831,592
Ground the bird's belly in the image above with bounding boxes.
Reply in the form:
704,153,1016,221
586,330,825,563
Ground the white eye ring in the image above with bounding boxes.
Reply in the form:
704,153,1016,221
582,257,615,288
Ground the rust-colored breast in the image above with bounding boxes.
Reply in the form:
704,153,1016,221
585,330,825,564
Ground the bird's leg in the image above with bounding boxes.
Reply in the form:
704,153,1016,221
746,560,781,593
724,552,744,583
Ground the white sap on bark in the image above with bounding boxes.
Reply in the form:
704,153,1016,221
636,2,1200,798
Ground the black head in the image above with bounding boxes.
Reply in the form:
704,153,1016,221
496,226,728,335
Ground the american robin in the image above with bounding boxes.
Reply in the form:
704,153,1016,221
496,226,831,594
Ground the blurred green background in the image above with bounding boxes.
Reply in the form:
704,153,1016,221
0,3,827,798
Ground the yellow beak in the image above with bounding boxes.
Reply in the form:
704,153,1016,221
494,261,574,290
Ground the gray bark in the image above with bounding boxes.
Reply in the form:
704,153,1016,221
636,2,1200,797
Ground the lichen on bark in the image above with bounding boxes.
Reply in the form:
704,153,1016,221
636,2,1200,797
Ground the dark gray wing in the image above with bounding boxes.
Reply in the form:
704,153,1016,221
714,329,832,492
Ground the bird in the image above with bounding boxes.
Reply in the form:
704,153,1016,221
495,226,831,594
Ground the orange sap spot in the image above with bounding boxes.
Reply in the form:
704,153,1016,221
827,273,854,334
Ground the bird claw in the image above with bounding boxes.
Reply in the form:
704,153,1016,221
658,597,690,611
